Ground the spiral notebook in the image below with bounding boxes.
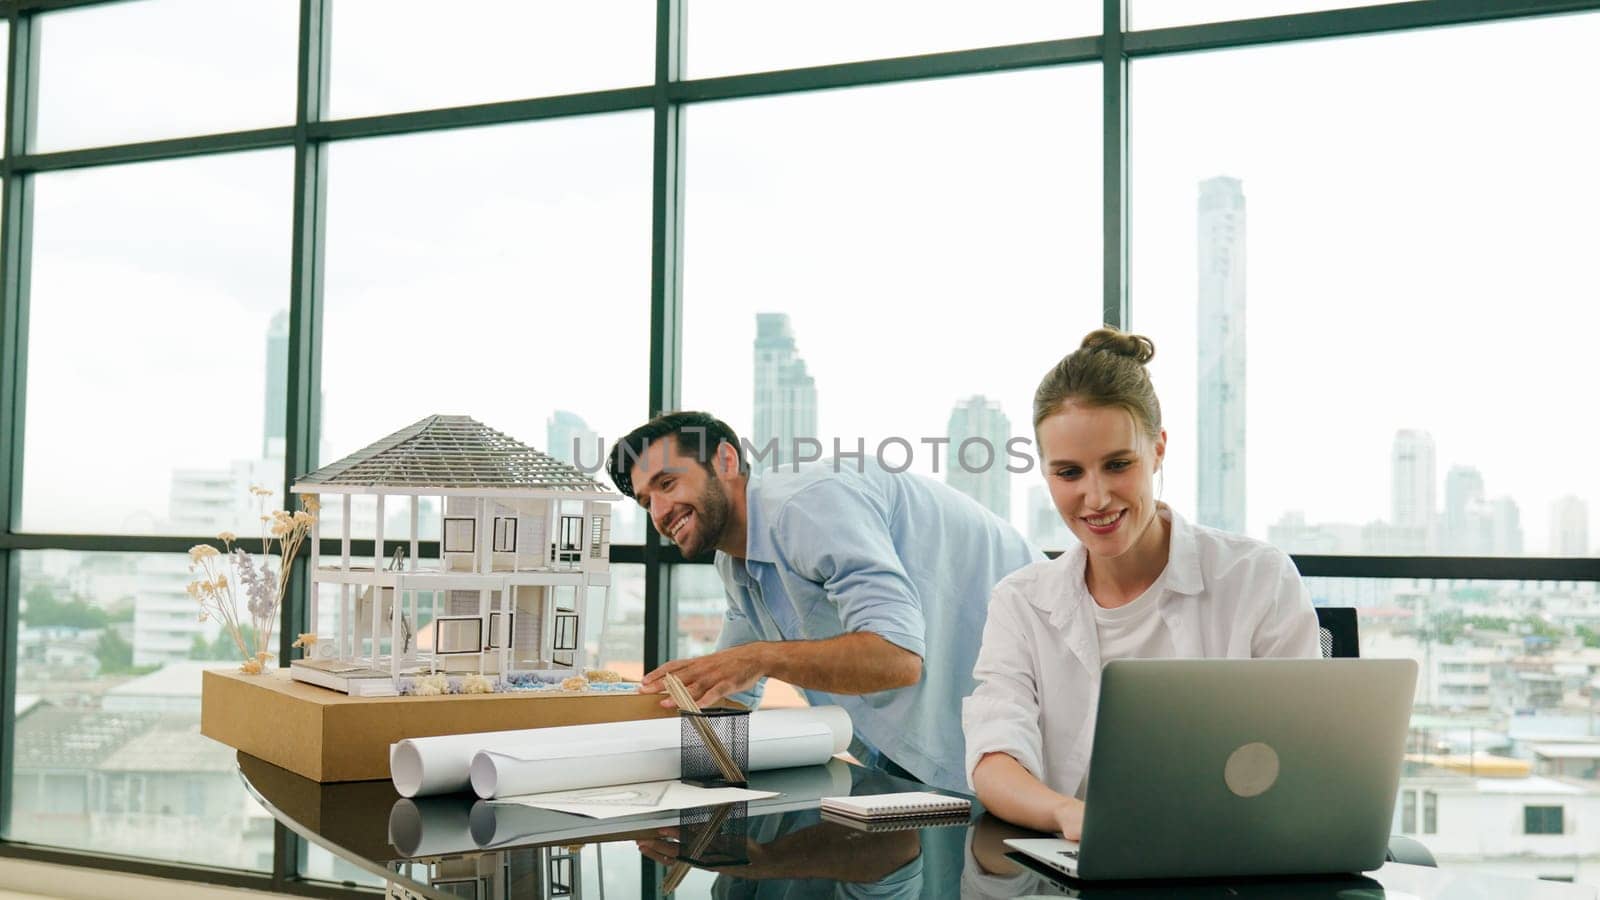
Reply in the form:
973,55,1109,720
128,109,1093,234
820,809,970,832
819,791,971,821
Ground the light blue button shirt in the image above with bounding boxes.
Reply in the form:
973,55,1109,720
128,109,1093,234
713,460,1043,793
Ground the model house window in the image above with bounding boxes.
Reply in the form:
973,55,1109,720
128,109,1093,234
442,517,476,554
492,516,517,552
487,612,514,649
563,515,588,550
590,516,604,557
553,613,579,651
1401,790,1416,834
1423,791,1437,834
1525,805,1565,835
433,617,484,654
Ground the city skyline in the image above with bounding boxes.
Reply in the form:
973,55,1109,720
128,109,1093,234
1271,427,1600,559
150,283,1600,560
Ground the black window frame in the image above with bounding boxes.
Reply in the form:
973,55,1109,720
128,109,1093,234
2,1,1599,896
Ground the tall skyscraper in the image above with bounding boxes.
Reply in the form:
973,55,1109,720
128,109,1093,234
945,395,1010,519
1550,495,1590,557
547,410,600,470
263,311,288,459
1491,497,1523,556
1389,429,1436,553
1197,176,1247,535
752,313,818,470
1442,465,1489,554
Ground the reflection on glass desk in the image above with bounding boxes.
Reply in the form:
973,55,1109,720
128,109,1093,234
236,751,1598,900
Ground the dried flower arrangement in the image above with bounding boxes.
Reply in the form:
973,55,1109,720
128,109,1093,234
186,487,319,673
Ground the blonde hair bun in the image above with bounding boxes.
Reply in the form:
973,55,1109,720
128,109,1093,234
1079,327,1155,365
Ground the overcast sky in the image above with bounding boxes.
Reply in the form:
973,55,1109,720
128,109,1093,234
16,0,1599,557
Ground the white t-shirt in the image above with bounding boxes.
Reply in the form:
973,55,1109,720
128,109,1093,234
1078,577,1180,797
1092,574,1177,664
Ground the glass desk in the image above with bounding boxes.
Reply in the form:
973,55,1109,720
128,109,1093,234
237,752,1598,900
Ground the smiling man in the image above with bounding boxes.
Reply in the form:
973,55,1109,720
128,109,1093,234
607,411,1041,793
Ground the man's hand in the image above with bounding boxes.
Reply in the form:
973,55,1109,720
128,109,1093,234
641,644,770,708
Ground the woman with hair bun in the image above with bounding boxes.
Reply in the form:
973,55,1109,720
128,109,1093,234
961,327,1319,839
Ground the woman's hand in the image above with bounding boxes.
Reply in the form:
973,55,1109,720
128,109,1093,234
1053,798,1086,841
973,752,1081,836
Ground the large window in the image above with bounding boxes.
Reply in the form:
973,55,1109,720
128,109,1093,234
327,1,653,119
1132,13,1600,555
318,112,653,546
21,151,292,536
680,66,1102,551
7,551,274,871
33,0,297,152
4,2,1600,895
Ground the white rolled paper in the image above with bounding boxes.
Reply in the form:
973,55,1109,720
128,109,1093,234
470,705,852,799
388,706,851,799
391,726,560,798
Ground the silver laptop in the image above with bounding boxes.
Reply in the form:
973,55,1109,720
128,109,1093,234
1006,658,1418,881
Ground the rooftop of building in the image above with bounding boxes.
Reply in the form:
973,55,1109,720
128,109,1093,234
295,415,618,497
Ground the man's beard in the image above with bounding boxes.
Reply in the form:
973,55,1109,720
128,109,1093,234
676,475,731,560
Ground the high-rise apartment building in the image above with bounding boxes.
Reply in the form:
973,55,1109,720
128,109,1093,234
1443,465,1490,555
1197,176,1247,534
1551,495,1590,557
1491,497,1523,557
945,395,1011,519
752,313,818,470
1389,429,1437,553
263,311,288,459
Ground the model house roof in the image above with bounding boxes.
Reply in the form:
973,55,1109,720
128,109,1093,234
294,415,619,498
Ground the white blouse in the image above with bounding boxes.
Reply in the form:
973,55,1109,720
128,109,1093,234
961,506,1321,796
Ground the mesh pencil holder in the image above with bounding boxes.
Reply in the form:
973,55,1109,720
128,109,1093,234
677,801,749,867
679,708,750,788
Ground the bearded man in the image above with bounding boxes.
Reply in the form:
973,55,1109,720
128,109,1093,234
607,411,1039,793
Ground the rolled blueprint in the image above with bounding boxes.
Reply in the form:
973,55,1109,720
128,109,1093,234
468,758,855,849
389,705,850,798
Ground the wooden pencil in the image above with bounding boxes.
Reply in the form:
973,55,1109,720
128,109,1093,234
663,673,745,783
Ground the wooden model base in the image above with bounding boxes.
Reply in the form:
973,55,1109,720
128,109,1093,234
201,666,672,782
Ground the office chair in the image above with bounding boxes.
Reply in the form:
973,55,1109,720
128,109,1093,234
1313,606,1437,868
1314,606,1360,659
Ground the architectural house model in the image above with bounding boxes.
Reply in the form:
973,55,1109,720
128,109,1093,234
288,415,618,696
